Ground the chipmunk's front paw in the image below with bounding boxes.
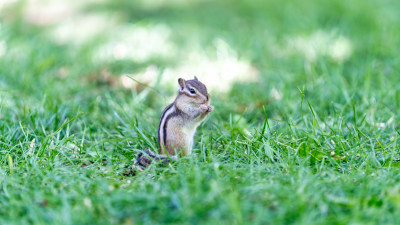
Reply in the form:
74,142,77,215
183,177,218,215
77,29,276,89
200,104,214,113
200,104,209,112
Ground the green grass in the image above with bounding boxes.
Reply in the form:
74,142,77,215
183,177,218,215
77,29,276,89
1,0,400,224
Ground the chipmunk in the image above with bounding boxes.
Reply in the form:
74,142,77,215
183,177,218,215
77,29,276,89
135,76,214,168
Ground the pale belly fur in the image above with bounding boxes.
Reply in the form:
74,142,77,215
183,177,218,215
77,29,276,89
182,121,200,155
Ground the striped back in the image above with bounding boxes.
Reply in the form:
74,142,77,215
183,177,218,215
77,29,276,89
157,103,175,153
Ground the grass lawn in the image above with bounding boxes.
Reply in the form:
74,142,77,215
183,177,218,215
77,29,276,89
1,0,400,224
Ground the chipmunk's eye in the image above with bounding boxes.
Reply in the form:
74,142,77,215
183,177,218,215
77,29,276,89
189,88,196,94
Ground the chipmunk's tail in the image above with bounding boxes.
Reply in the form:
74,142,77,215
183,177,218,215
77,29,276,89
134,149,172,169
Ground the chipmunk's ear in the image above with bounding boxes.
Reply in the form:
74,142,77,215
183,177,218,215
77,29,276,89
194,76,198,81
178,78,186,92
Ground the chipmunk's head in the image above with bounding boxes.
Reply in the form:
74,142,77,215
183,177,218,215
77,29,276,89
177,76,210,107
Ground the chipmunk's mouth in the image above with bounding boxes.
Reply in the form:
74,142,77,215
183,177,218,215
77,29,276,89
202,99,209,105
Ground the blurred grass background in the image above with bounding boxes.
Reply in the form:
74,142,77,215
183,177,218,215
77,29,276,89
1,0,400,224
